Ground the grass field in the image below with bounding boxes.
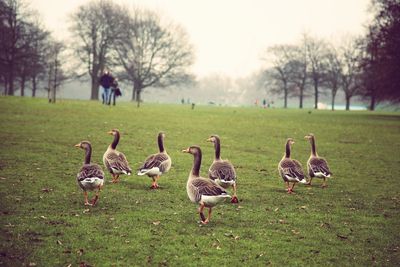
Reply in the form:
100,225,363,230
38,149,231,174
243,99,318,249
0,96,399,266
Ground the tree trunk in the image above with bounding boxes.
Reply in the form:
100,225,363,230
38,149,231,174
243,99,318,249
136,90,141,107
7,70,14,96
91,77,99,100
299,87,304,109
284,88,288,108
345,95,351,111
369,94,376,111
132,85,137,101
20,76,25,97
314,84,318,109
32,76,37,97
331,91,336,111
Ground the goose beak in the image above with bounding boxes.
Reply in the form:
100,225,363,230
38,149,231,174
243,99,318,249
182,148,190,153
74,143,81,148
206,138,212,142
107,131,113,135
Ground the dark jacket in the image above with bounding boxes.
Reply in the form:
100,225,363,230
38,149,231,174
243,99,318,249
100,74,114,88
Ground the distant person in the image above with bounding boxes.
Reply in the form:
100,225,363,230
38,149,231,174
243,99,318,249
110,78,122,106
99,70,114,105
263,99,267,108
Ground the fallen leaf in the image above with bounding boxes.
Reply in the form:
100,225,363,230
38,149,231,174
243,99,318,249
40,216,47,219
57,240,63,245
274,208,279,212
337,234,348,240
291,229,300,235
77,248,84,256
152,221,160,226
82,209,90,214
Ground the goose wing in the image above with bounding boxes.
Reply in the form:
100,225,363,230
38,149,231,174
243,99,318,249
209,160,236,182
279,158,305,180
77,164,104,182
105,150,132,174
139,153,170,173
309,157,332,176
191,178,228,197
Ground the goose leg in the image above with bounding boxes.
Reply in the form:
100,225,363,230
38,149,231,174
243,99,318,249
150,176,159,189
91,185,102,206
114,174,120,183
83,191,92,206
286,182,292,193
231,183,238,203
111,174,117,183
198,203,206,223
306,177,313,186
154,175,160,188
204,207,212,224
291,182,296,193
321,178,327,188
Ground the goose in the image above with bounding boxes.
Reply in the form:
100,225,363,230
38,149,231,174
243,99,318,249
206,135,238,203
182,145,231,224
75,141,105,206
278,138,307,193
305,133,332,188
137,132,172,189
103,129,132,183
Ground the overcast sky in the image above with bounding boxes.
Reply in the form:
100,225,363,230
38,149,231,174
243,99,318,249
31,0,370,78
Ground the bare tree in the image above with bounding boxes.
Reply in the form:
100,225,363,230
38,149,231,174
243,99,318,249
324,45,342,111
69,0,125,100
46,40,67,103
339,37,363,111
305,35,328,109
265,45,297,108
114,8,194,107
287,42,308,109
0,0,32,95
17,19,48,97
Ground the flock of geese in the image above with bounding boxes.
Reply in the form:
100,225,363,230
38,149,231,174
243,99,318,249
75,130,332,224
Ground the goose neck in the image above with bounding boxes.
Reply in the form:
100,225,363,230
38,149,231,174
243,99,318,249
111,132,120,149
310,137,317,156
214,138,221,160
191,151,202,177
158,134,165,153
84,145,92,164
285,141,291,158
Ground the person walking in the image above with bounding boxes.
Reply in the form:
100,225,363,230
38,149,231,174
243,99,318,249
110,78,122,106
99,70,114,105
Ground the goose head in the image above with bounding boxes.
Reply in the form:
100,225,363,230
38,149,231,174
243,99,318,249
182,145,201,155
75,141,91,150
158,131,166,139
107,129,120,136
286,138,295,146
206,135,220,143
304,133,315,141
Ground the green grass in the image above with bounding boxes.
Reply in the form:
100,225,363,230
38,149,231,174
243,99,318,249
0,96,399,266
